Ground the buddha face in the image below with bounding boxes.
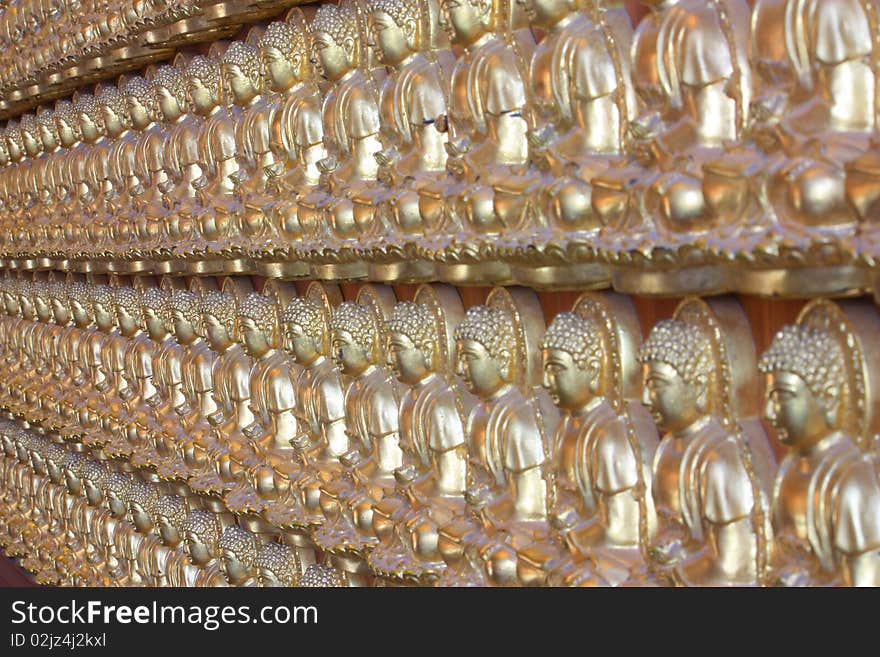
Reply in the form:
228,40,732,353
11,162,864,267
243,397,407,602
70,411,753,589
157,516,180,546
55,118,77,146
106,489,127,518
70,299,90,326
171,309,196,345
369,11,413,67
312,31,352,82
126,96,151,130
34,295,52,322
116,305,139,336
221,550,252,584
101,105,123,138
129,501,153,533
331,328,370,376
39,125,57,151
641,361,703,434
440,0,489,47
143,307,167,341
50,297,69,324
456,338,506,398
186,77,215,115
764,371,833,449
186,531,214,566
30,451,47,476
517,0,573,29
387,332,431,385
542,348,596,412
222,63,257,104
285,323,319,365
239,317,271,357
63,469,82,496
262,46,298,92
3,291,19,315
92,302,115,332
83,478,103,506
79,114,100,143
156,87,183,121
203,314,232,352
46,459,63,484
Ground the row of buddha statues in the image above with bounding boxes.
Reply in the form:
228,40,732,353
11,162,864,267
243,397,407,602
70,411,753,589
0,0,200,93
0,271,879,586
3,0,880,295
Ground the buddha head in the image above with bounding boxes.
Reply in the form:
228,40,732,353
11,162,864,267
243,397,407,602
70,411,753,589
53,100,81,147
254,541,299,587
369,0,420,66
67,280,92,327
103,471,133,518
281,296,325,366
96,84,129,139
330,302,376,377
74,93,105,144
185,56,222,117
122,76,157,131
638,319,715,434
81,459,110,507
259,20,308,92
113,286,143,338
454,305,516,398
237,292,277,358
141,287,170,342
31,280,52,323
169,289,200,346
152,64,188,122
310,2,359,82
386,301,437,385
19,113,41,157
439,0,496,47
88,284,116,332
5,120,24,162
516,0,577,30
222,41,263,105
128,479,160,534
155,494,187,547
758,324,847,450
48,281,71,325
182,508,221,566
541,312,607,412
218,524,258,585
200,289,236,353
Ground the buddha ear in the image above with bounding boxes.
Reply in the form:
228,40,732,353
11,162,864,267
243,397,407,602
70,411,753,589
342,36,356,60
497,348,511,380
403,17,418,41
694,373,709,412
821,384,840,425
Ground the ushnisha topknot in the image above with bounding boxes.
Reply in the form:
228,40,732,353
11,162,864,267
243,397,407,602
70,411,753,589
222,41,264,90
387,301,437,360
152,64,188,112
200,289,237,337
186,55,222,100
281,296,324,346
155,494,188,532
238,292,278,342
331,302,375,352
311,3,358,45
122,76,158,119
758,323,847,412
260,20,308,61
218,525,258,565
541,312,604,371
182,509,221,548
454,305,516,371
637,319,713,386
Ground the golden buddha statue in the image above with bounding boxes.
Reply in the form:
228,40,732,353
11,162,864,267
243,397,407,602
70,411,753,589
35,107,68,268
297,1,382,280
368,284,472,584
632,297,776,586
257,12,321,280
127,478,165,585
218,524,259,586
154,493,199,587
310,287,402,585
184,51,247,273
515,293,658,586
77,92,116,266
417,0,535,284
183,508,227,586
254,540,300,586
759,300,880,586
591,0,753,295
438,288,559,586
